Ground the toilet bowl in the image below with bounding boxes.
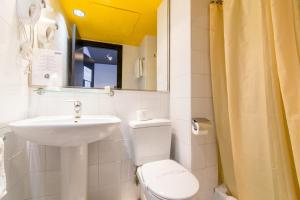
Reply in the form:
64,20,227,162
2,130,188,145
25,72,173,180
137,160,199,200
128,119,199,200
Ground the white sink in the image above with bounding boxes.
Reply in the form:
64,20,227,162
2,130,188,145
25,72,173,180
10,115,121,200
10,115,121,147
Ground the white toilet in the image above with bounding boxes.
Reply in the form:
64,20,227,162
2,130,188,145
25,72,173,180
128,119,199,200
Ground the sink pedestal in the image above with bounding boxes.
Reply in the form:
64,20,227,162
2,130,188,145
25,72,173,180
61,144,88,200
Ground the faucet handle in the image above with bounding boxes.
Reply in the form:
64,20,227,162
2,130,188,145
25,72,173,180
65,100,82,118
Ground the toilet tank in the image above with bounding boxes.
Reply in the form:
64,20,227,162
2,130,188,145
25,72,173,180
128,119,172,166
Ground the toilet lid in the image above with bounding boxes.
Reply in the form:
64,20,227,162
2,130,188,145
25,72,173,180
140,160,199,200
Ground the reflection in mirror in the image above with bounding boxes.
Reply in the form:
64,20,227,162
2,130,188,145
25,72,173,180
72,40,123,89
30,0,169,91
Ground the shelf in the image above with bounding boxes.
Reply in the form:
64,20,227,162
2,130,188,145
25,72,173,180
33,87,115,96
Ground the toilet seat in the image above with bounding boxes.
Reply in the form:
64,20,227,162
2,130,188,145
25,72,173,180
139,160,199,200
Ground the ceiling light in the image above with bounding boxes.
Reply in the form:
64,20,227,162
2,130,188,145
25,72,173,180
73,9,85,17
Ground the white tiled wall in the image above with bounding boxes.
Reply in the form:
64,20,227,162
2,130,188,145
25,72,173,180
0,0,30,199
1,0,218,199
2,128,27,200
170,0,192,170
170,0,218,199
0,0,28,123
28,89,169,200
191,0,218,199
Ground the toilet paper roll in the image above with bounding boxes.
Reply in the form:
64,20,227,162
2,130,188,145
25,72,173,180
192,129,209,136
136,110,150,121
192,118,211,136
191,123,209,135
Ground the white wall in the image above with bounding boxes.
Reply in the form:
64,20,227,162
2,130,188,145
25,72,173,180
140,35,157,90
157,0,169,91
122,45,141,90
0,1,169,200
0,0,29,200
170,0,192,170
170,0,218,199
122,37,157,91
0,0,218,199
190,0,218,199
28,89,169,200
0,0,29,123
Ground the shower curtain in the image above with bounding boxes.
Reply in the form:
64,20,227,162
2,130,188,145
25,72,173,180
210,1,300,200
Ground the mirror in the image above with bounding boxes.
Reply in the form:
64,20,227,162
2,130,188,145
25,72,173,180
30,0,170,92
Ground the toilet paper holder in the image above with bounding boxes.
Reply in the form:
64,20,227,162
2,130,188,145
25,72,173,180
191,118,212,135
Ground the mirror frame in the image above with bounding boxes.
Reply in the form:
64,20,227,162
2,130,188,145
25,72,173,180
29,0,170,93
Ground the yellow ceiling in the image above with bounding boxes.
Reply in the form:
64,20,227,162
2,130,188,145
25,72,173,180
53,0,162,46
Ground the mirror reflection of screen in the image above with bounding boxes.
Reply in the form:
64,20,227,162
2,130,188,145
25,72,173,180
83,66,92,81
84,80,91,87
72,43,122,89
94,64,117,88
83,66,92,87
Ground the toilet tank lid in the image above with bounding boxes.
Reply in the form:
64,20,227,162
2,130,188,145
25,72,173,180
129,119,171,129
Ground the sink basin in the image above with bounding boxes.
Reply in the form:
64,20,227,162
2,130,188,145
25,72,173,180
10,115,121,147
10,115,121,200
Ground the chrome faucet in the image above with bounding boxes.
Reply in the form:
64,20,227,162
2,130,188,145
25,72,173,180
66,100,82,118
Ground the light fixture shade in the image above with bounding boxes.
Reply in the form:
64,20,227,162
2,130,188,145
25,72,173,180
17,0,42,25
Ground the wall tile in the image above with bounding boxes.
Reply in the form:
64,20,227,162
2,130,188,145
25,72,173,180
121,181,138,200
45,146,60,171
191,75,212,98
87,189,99,200
99,162,121,188
0,0,17,25
88,164,99,189
98,185,121,200
45,171,60,196
170,98,191,121
120,160,135,182
193,166,218,199
113,92,141,120
204,143,218,168
191,97,214,120
24,172,46,199
191,50,211,75
139,92,162,119
0,12,28,185
170,75,191,98
99,140,122,164
171,140,191,169
191,145,206,170
27,144,46,172
88,142,99,165
171,119,191,145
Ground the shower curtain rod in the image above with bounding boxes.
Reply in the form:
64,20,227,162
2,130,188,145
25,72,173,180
211,0,223,4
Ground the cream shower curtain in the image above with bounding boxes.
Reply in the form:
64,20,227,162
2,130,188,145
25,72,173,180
210,1,300,200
